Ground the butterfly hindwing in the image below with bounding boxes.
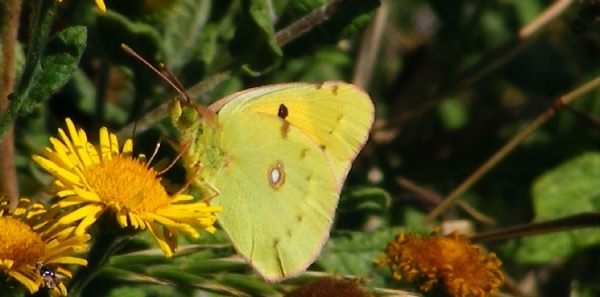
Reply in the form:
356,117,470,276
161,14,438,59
211,112,338,280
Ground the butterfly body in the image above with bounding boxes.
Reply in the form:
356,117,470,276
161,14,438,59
170,82,374,281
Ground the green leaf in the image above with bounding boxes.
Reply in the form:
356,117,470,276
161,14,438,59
271,48,354,82
229,0,283,75
217,274,282,297
316,227,404,286
147,266,252,296
161,0,212,70
534,153,600,218
340,187,391,212
287,0,380,44
508,152,600,263
437,97,469,131
95,11,163,67
105,283,185,297
19,26,87,114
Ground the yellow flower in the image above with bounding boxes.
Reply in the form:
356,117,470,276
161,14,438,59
0,197,89,297
32,118,222,257
374,228,504,297
56,0,106,12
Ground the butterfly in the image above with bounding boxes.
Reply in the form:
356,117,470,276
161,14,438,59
169,81,374,282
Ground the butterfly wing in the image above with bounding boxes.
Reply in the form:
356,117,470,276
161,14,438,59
210,112,338,281
210,82,374,189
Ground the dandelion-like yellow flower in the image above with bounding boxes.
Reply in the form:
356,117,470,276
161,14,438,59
374,229,504,297
0,197,89,296
56,0,106,12
32,118,222,257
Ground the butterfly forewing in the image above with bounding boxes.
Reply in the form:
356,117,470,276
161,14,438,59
211,82,374,189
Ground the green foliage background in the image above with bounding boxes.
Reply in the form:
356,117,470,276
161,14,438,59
4,0,600,296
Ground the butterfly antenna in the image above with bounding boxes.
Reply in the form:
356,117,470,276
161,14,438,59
120,44,187,100
121,44,217,125
157,62,217,125
159,63,190,103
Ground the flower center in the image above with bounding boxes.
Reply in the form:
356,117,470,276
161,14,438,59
83,156,171,212
0,217,45,267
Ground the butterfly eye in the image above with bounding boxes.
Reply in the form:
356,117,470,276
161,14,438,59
180,106,199,127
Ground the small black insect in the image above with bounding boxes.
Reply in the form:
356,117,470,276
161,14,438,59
36,262,58,289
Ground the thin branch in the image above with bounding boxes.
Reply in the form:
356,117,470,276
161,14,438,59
275,0,345,46
0,0,23,210
391,0,575,127
470,212,600,243
424,75,600,223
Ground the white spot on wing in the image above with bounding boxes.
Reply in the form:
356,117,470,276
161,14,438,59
268,162,285,190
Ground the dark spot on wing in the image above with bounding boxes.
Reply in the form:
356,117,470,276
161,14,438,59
300,149,309,159
331,85,339,95
297,215,303,222
278,104,288,119
287,229,292,237
319,144,326,150
273,238,280,247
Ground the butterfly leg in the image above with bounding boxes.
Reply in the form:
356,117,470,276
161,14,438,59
201,179,220,203
172,162,202,196
156,137,192,176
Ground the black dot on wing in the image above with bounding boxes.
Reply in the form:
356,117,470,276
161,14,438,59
273,238,280,247
286,229,292,237
278,104,289,119
297,215,303,222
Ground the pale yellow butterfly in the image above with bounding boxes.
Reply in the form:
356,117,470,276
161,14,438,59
170,81,374,282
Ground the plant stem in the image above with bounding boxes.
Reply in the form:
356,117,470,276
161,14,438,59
0,0,56,142
0,0,23,210
68,214,133,297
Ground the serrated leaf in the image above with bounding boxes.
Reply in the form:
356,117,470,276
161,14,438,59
509,152,600,263
229,0,283,75
20,26,87,114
